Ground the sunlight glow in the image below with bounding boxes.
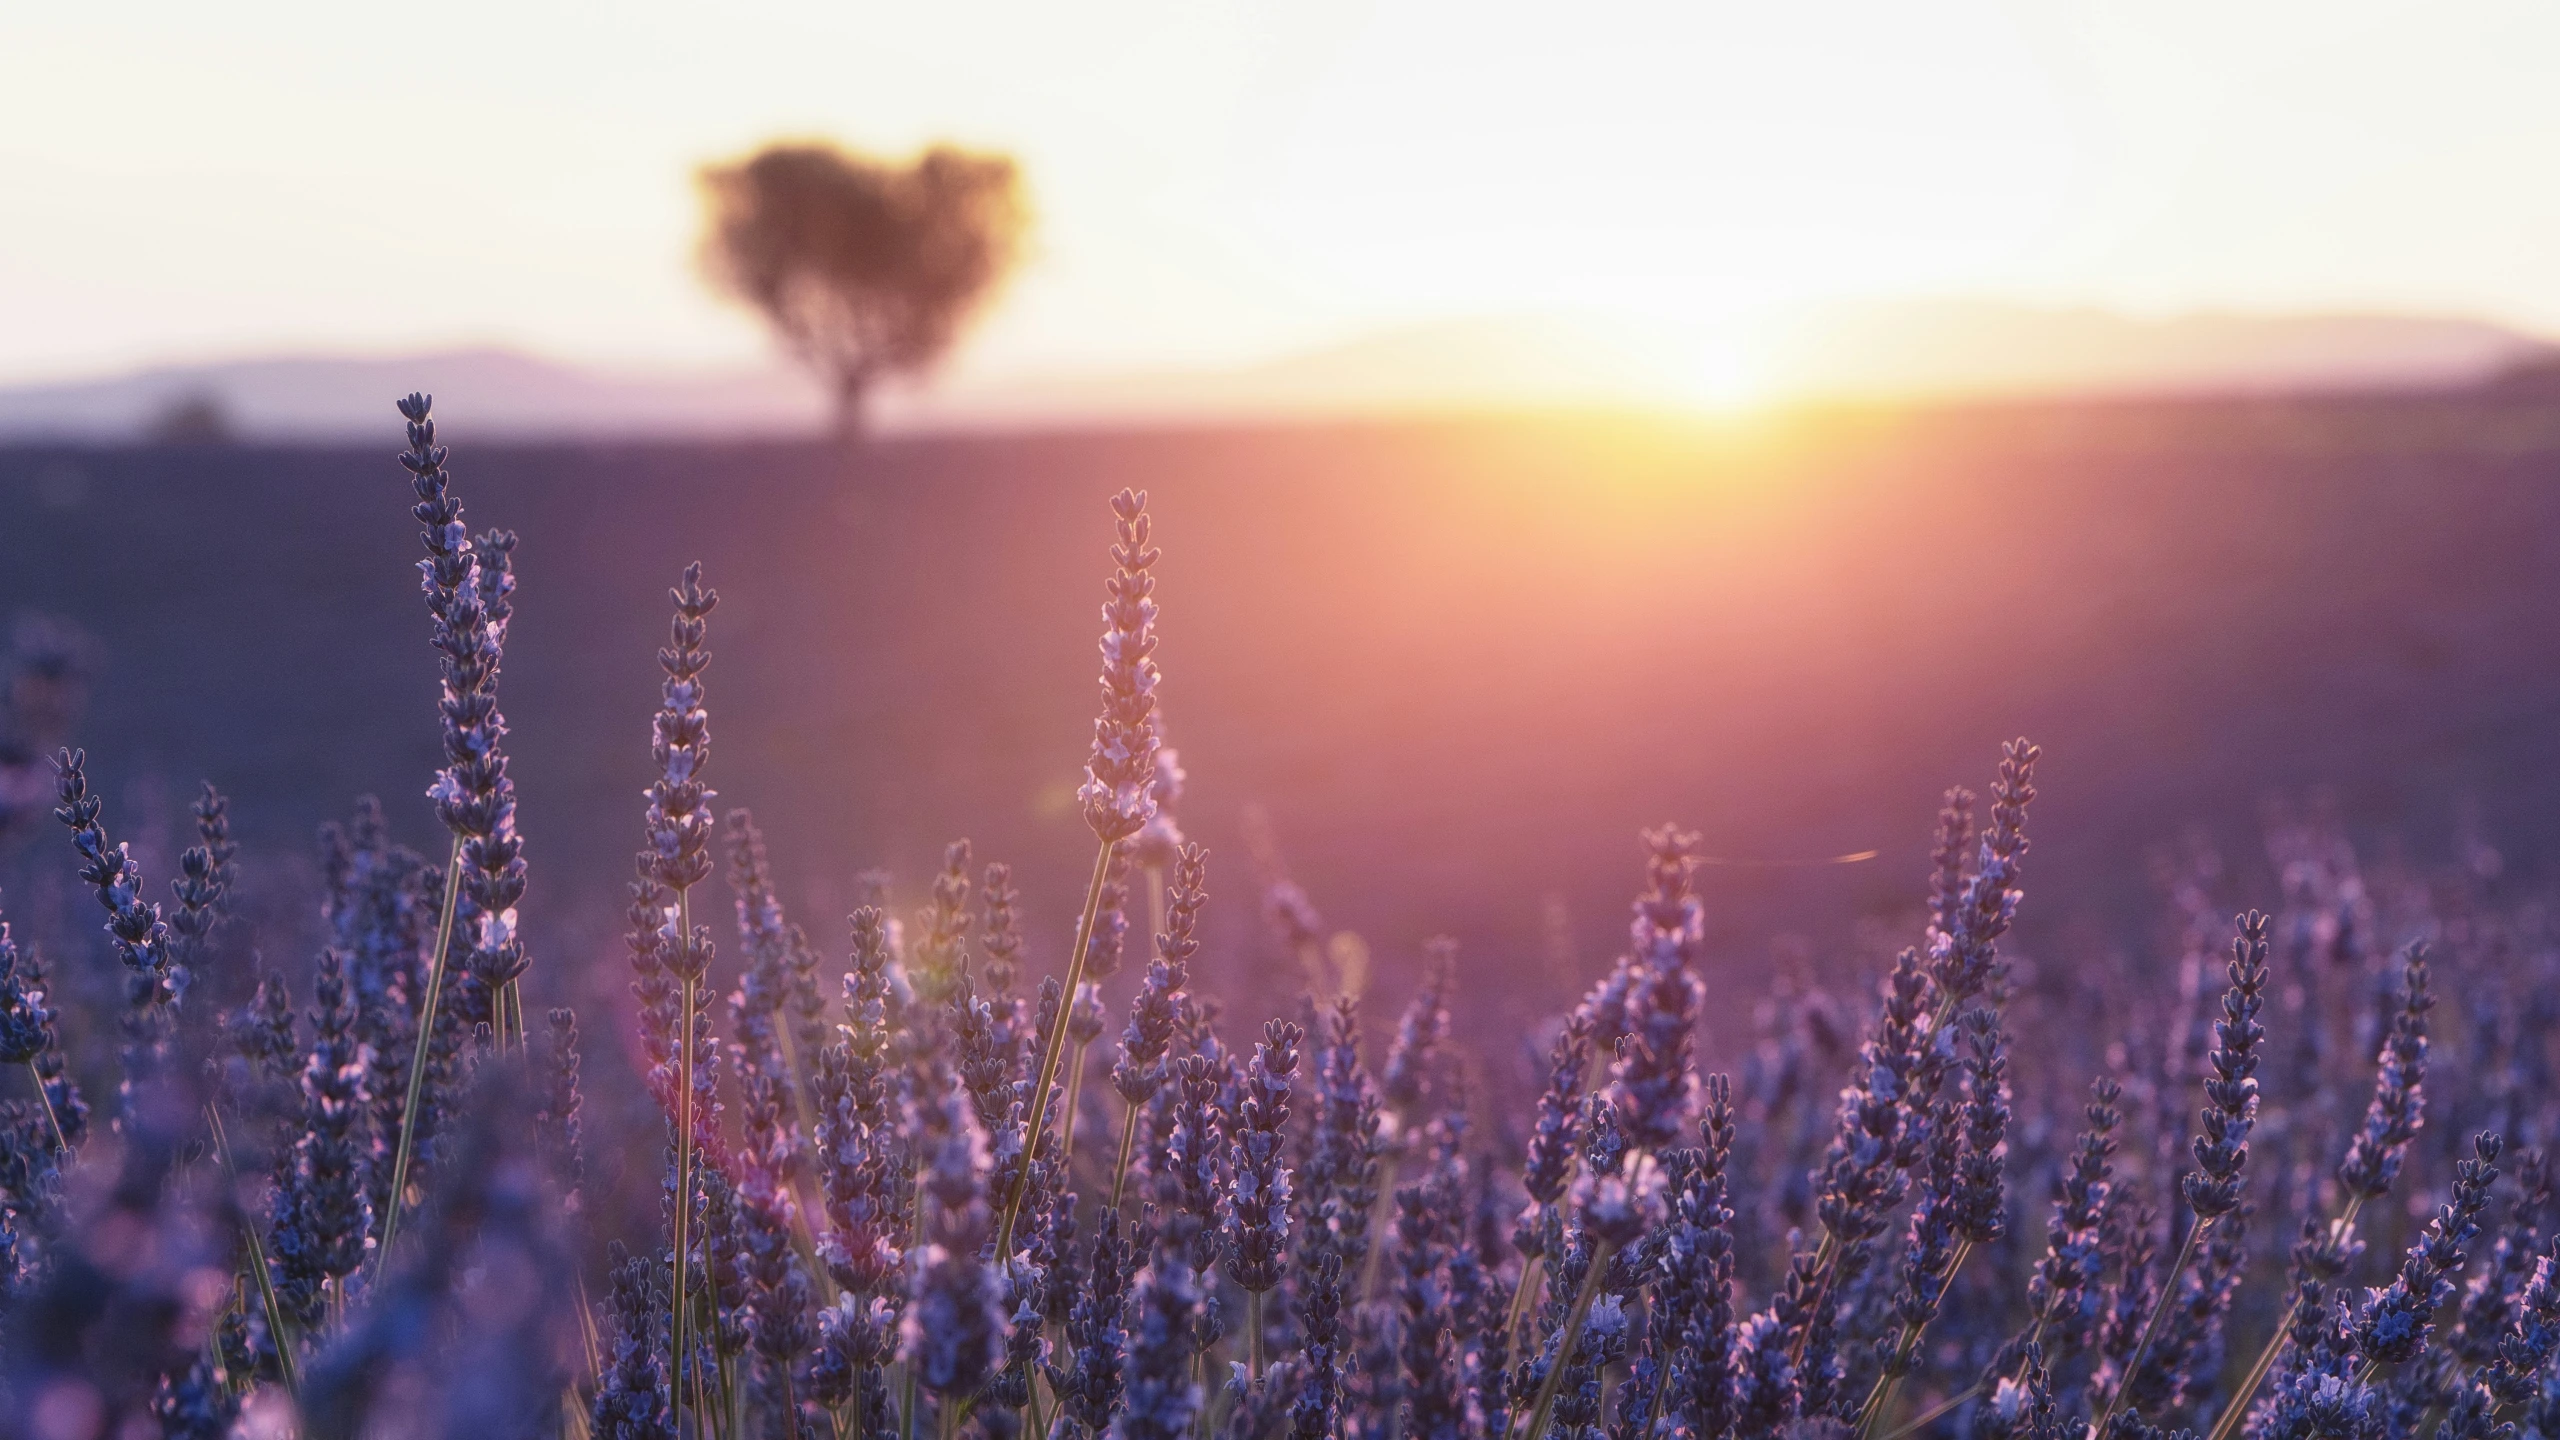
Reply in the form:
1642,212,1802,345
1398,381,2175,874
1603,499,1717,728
4,1,2559,405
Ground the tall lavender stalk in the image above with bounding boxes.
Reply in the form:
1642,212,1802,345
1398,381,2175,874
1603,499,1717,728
0,900,76,1156
167,782,234,1003
643,562,721,1428
2091,911,2268,1439
2203,941,2431,1440
1856,1007,2011,1437
379,392,529,1269
812,907,905,1440
1228,1018,1303,1380
1112,843,1207,1208
51,749,178,1125
1000,488,1163,1260
271,948,373,1327
1506,1012,1593,1355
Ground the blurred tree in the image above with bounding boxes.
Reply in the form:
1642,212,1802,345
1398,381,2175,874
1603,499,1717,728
699,142,1026,440
145,392,235,446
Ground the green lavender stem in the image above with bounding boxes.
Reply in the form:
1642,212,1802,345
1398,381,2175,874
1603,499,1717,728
995,839,1119,1260
1518,1239,1616,1440
376,832,465,1272
207,1104,299,1402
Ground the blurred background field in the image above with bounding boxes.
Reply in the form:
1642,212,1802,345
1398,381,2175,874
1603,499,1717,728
8,385,2559,1055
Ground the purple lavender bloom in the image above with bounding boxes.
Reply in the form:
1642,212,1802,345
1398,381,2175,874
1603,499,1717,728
1655,1078,1739,1440
2450,1150,2551,1370
740,1178,814,1393
1116,843,1208,1108
1050,1209,1133,1438
151,1350,238,1440
272,947,374,1325
524,1007,586,1223
1949,1006,2011,1246
1514,1229,1620,1440
1162,1051,1229,1267
1227,1019,1305,1295
1130,738,1188,875
815,909,904,1301
781,921,831,1094
52,748,178,1115
1383,937,1457,1124
1079,489,1163,846
2471,1250,2560,1413
1929,739,2038,1006
644,562,719,901
302,1061,580,1440
908,840,974,1009
811,1291,899,1439
1085,843,1138,986
1786,940,1940,1403
1927,787,1976,939
2188,911,2271,1222
2339,943,2433,1200
1112,1235,1207,1440
901,1069,1008,1398
1607,827,1704,1153
980,860,1028,1005
1300,998,1386,1283
2028,1076,2126,1359
592,1243,676,1440
1290,1247,1348,1440
0,902,81,1157
2257,1299,2377,1440
1981,1342,2064,1440
395,395,532,1029
694,1152,754,1363
1390,1178,1466,1440
724,811,805,1179
320,798,434,1219
1520,1012,1595,1225
624,853,681,1119
166,782,234,1001
2352,1131,2501,1366
2118,1199,2250,1417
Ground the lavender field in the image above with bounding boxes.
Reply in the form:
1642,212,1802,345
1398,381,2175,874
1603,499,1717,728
4,391,2560,1440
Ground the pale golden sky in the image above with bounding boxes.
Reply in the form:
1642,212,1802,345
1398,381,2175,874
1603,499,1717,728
7,1,2557,391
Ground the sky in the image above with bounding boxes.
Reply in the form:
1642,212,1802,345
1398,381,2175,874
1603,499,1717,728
7,1,2560,397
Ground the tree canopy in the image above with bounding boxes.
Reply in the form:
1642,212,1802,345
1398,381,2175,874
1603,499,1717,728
700,142,1025,437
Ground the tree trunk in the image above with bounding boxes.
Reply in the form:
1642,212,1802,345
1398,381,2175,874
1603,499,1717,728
831,368,874,449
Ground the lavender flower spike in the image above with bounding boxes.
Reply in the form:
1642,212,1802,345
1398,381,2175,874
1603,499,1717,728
52,748,177,1120
2339,942,2433,1200
2186,911,2270,1220
1001,489,1170,1259
1229,1018,1304,1376
903,1068,1010,1400
2093,915,2271,1440
1079,488,1163,846
1112,842,1208,1205
380,390,529,1269
1930,738,2038,1007
0,901,78,1155
1609,825,1704,1153
2351,1131,2501,1367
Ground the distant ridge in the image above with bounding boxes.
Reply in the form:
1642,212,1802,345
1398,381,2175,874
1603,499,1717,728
1,304,2551,442
0,348,831,443
1757,300,2554,401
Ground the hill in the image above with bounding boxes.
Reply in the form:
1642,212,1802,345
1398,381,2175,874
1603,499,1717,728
1,303,2547,441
